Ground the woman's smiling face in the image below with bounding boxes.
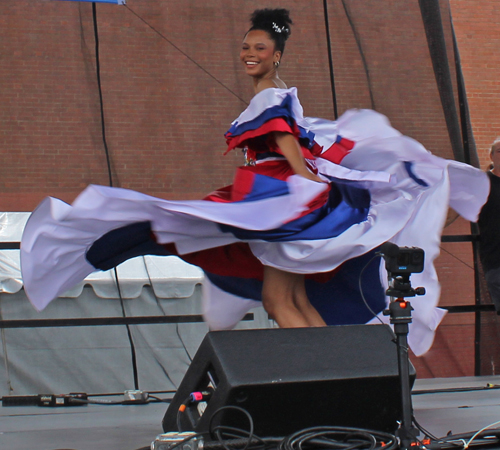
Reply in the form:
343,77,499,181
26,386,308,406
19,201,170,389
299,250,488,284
240,29,281,78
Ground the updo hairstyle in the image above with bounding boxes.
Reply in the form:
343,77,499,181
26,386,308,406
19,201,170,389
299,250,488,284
248,8,293,55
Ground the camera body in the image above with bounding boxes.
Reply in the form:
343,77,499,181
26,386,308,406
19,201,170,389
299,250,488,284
383,246,424,274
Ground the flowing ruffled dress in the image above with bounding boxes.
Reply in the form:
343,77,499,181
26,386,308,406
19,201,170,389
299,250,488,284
20,88,489,356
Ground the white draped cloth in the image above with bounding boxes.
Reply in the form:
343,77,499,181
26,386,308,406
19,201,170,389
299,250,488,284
20,88,489,356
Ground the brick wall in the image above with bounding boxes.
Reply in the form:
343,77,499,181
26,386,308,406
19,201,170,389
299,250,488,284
450,0,500,169
0,0,464,210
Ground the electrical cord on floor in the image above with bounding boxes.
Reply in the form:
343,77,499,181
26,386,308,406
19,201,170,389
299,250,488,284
68,395,172,406
165,403,398,450
150,426,397,450
413,416,462,449
412,415,500,450
169,395,500,450
444,424,500,449
209,406,257,450
1,390,174,407
422,429,500,450
413,383,500,395
278,426,398,450
149,394,174,404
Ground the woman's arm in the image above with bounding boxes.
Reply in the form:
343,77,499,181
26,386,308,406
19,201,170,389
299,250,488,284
274,131,324,182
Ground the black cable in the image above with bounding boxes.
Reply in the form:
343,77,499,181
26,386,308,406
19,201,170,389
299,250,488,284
357,253,386,326
439,245,475,271
177,396,192,432
124,4,247,105
413,383,500,395
214,427,260,450
357,254,396,344
122,257,178,389
412,416,460,448
322,0,338,119
68,397,127,405
203,437,279,450
423,429,500,450
92,2,114,187
142,256,193,365
173,406,399,450
148,394,173,404
93,1,141,392
340,0,376,110
114,267,140,390
208,405,255,450
68,396,155,406
278,426,397,450
176,322,193,363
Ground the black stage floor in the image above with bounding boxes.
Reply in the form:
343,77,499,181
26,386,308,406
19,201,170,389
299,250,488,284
1,376,500,450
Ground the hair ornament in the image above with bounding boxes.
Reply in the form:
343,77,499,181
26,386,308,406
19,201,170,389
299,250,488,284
272,22,288,34
249,9,292,54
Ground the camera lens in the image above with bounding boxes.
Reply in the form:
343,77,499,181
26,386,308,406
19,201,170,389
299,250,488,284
411,251,424,264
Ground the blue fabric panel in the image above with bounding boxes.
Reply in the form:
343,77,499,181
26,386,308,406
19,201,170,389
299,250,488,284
219,182,370,241
309,249,386,325
86,221,169,271
298,127,317,149
226,95,295,137
238,174,290,202
226,95,316,149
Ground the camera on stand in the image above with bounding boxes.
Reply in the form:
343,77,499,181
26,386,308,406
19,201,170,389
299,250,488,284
379,242,426,449
380,242,426,298
382,244,424,275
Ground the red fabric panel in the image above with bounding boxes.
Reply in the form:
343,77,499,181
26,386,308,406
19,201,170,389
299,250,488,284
225,118,299,154
319,142,351,164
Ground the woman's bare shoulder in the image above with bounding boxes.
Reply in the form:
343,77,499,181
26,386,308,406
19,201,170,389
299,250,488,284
255,78,287,94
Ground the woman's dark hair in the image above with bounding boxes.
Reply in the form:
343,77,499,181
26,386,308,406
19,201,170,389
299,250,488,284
248,8,293,54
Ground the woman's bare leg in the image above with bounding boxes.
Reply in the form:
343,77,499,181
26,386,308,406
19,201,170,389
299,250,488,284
262,265,327,328
291,274,328,327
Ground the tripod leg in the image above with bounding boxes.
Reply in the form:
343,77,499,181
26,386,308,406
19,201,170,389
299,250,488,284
394,324,418,448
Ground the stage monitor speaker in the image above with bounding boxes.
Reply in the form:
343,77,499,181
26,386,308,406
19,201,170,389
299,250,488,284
162,325,415,437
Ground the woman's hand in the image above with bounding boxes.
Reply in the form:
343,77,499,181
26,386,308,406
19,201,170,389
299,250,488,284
274,132,326,183
299,170,325,183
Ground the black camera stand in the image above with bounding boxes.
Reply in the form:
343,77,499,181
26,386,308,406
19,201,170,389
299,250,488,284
383,272,426,450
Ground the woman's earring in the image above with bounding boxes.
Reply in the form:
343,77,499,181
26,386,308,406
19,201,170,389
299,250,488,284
274,61,280,68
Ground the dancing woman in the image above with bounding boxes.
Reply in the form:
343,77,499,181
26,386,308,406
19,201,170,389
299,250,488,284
237,9,326,328
20,9,489,355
